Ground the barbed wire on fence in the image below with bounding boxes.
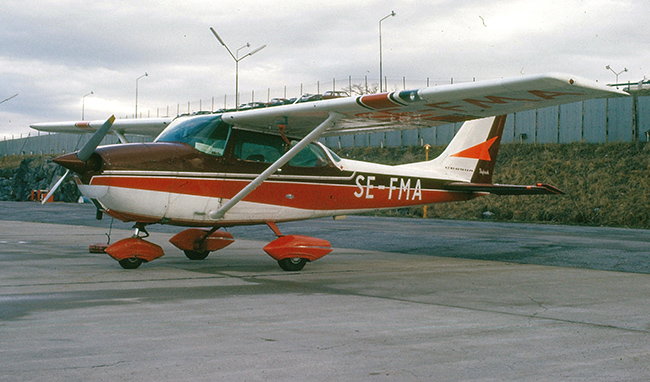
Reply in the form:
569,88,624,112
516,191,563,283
135,76,478,118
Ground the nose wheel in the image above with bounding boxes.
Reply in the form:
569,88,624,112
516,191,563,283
118,257,144,269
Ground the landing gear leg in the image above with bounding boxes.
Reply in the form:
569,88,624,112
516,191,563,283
133,222,150,239
183,226,217,260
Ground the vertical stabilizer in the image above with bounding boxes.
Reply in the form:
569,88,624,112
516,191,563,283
467,115,506,183
398,115,507,183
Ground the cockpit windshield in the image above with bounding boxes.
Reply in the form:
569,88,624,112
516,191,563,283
155,114,341,167
155,114,231,156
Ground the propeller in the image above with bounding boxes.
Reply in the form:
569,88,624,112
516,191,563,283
42,115,115,204
42,169,71,204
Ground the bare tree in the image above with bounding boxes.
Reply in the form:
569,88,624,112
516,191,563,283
343,83,379,96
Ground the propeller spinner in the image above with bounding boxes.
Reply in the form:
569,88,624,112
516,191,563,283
42,115,115,204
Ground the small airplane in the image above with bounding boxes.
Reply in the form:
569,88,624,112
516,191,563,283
31,73,626,270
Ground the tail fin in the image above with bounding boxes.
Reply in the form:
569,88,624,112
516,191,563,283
399,115,507,183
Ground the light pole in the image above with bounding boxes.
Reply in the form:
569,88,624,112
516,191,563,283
0,93,18,105
422,143,431,218
379,10,396,93
605,65,627,84
210,27,266,110
135,72,148,118
82,91,93,120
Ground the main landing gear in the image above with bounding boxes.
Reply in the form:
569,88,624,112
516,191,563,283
102,222,332,271
168,228,235,260
262,222,333,271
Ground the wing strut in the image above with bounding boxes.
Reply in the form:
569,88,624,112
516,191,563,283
114,131,129,144
208,112,343,220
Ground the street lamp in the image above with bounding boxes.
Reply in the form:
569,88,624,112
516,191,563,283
379,10,396,93
210,27,266,110
0,93,18,105
82,91,93,120
605,65,627,84
135,72,148,118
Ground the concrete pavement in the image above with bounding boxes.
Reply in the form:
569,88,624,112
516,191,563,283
1,215,650,381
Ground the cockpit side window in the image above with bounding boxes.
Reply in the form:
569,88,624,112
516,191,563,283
155,115,231,156
233,130,285,163
232,130,330,168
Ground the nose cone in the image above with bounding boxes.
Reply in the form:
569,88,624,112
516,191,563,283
53,152,101,174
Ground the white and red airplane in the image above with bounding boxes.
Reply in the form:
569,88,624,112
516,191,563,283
31,73,625,270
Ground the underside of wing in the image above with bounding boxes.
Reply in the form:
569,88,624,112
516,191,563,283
221,72,627,138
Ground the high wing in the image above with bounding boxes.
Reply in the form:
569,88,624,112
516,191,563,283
30,73,625,141
221,72,626,137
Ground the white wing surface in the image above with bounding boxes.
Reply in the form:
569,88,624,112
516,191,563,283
30,73,626,139
30,117,173,137
222,73,626,137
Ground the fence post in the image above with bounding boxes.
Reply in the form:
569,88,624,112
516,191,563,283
634,93,640,148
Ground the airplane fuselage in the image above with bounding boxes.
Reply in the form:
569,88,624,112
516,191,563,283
54,115,479,228
67,139,475,227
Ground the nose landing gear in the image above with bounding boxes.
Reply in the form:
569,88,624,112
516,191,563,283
104,223,164,269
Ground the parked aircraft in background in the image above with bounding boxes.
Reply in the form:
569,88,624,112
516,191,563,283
31,73,626,270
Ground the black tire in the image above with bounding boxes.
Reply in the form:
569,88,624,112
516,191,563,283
278,257,307,271
184,250,210,260
118,257,143,269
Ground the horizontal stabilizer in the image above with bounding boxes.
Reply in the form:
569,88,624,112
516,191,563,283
445,182,564,195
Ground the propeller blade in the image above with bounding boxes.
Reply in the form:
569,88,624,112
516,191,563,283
41,169,70,205
45,115,114,204
77,115,115,162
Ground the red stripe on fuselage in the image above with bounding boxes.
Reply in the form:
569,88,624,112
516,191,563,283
90,175,473,211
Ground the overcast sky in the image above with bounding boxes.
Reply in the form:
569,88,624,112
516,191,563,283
1,0,648,139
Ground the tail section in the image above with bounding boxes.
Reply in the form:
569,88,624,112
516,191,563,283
448,115,506,183
399,115,507,183
397,115,563,195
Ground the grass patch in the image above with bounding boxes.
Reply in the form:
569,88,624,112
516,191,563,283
339,143,650,229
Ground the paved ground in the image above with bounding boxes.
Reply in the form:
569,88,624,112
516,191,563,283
1,202,650,381
2,201,650,274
